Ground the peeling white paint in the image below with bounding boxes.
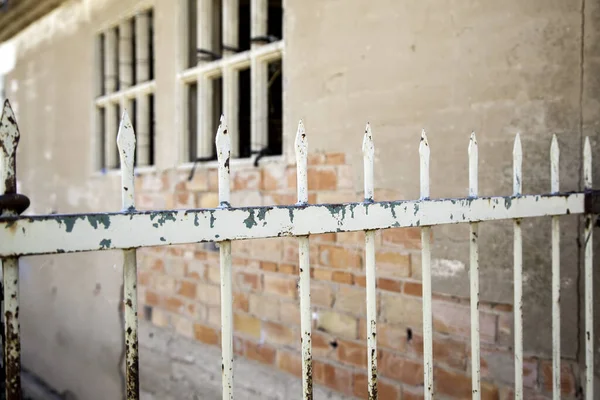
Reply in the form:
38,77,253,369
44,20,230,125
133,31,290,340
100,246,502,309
431,258,465,278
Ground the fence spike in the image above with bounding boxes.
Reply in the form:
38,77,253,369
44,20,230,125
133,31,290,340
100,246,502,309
513,132,523,400
0,99,22,400
117,111,136,211
0,100,20,194
419,128,433,400
549,134,561,400
583,136,594,400
362,122,377,399
216,115,231,207
468,131,481,400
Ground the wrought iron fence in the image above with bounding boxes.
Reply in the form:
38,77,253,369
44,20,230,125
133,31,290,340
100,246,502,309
0,99,596,399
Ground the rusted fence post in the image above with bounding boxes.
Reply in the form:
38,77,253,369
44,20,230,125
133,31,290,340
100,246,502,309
0,100,29,400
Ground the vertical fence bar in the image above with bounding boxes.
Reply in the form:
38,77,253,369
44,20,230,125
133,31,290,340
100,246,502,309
117,111,139,399
0,100,25,399
216,117,234,400
550,135,561,400
584,137,594,400
296,121,313,399
513,134,523,400
363,124,377,399
419,130,433,399
468,132,481,400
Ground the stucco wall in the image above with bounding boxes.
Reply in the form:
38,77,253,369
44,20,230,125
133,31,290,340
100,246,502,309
0,0,598,399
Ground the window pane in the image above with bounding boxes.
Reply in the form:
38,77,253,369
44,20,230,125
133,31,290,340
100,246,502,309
267,58,282,156
239,0,251,51
268,0,282,40
238,68,251,158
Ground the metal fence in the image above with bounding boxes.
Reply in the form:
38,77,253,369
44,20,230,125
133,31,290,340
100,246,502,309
0,98,596,400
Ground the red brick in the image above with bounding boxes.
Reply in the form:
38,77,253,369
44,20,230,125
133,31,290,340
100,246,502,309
145,290,160,306
260,166,286,191
335,285,367,316
315,311,358,338
234,313,261,338
319,245,362,270
194,323,219,345
260,261,278,272
233,291,249,312
381,227,423,249
174,191,196,208
352,373,400,400
379,351,424,386
378,323,408,352
279,301,301,326
278,263,298,275
313,360,353,395
378,277,402,293
243,339,276,365
433,301,497,343
405,335,467,370
435,367,499,399
276,350,302,377
332,271,354,284
403,281,423,297
540,359,576,396
264,275,297,299
402,387,425,400
354,275,366,287
177,281,197,299
307,153,326,165
325,153,345,165
312,232,337,242
149,258,165,272
312,267,333,281
312,331,336,358
232,170,261,190
164,296,185,314
233,270,261,292
307,167,337,190
376,250,411,278
337,339,367,367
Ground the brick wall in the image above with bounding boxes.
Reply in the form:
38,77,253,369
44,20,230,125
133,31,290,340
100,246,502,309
135,153,581,400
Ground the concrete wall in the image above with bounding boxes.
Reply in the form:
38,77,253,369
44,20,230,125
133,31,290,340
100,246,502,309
0,0,598,399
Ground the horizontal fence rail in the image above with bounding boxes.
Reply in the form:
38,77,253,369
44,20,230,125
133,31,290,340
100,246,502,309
0,98,597,400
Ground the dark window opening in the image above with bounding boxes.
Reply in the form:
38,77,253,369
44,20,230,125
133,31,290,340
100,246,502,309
187,0,198,68
238,68,251,158
98,107,106,169
238,0,251,51
267,59,282,156
149,94,155,166
130,17,137,85
148,10,155,81
268,0,283,40
98,34,106,96
210,76,223,159
187,83,198,161
212,0,223,55
114,27,120,92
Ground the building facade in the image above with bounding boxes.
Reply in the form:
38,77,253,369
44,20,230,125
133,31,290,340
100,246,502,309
0,0,599,399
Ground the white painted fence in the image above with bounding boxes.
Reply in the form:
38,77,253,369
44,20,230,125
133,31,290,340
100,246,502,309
0,99,596,400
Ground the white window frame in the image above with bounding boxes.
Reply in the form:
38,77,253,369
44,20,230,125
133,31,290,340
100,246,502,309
94,4,157,173
177,0,284,164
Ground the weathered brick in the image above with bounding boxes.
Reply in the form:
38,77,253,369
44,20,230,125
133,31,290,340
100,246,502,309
312,267,333,281
261,164,287,191
233,291,249,312
193,323,219,345
325,153,345,165
263,321,296,346
177,280,196,299
249,293,279,320
316,191,358,204
242,338,276,365
196,283,221,306
376,250,411,277
433,301,497,343
278,263,298,275
332,271,354,284
166,258,187,277
264,274,297,299
479,347,538,389
405,334,467,370
151,307,170,327
164,296,185,314
334,285,367,316
434,367,499,399
207,305,220,326
197,192,219,208
540,359,576,396
311,232,337,242
279,301,301,326
403,281,423,297
155,274,176,293
319,245,362,270
234,313,262,338
249,238,283,262
312,331,337,358
186,260,205,280
336,165,353,189
307,166,337,190
171,315,194,339
382,227,423,249
207,169,219,190
260,261,278,272
497,312,512,346
145,290,160,307
313,360,353,395
185,169,208,191
311,281,334,307
336,339,367,367
276,350,302,377
353,373,401,400
336,230,370,245
233,270,261,292
354,275,366,287
173,191,196,208
380,293,423,328
379,351,424,386
233,170,261,190
204,265,220,285
402,388,425,400
315,310,357,338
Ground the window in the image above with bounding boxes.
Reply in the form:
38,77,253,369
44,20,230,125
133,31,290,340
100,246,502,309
95,8,156,171
179,0,283,163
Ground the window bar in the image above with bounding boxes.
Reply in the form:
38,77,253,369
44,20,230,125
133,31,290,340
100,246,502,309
419,130,433,399
584,136,594,400
119,20,133,90
135,12,151,166
222,0,240,157
223,0,239,56
363,124,378,399
96,34,105,97
196,0,216,159
513,133,523,400
468,132,481,400
295,121,313,399
116,111,139,399
250,0,268,153
215,117,234,399
550,135,561,400
0,101,25,400
104,28,119,169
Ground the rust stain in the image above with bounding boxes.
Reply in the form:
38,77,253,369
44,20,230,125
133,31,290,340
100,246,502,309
4,309,21,399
